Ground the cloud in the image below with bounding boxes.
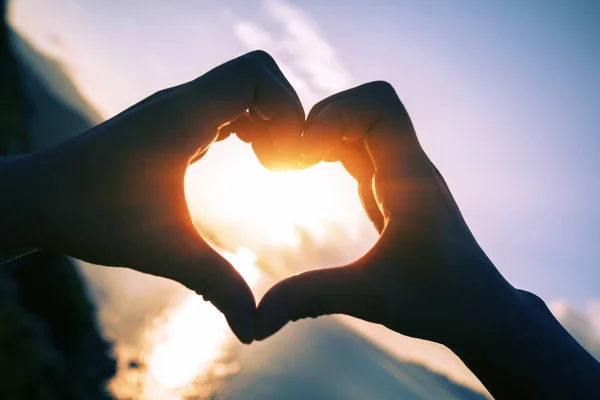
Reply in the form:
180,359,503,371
232,0,352,108
549,298,600,361
234,21,314,104
78,262,188,349
234,21,278,50
263,0,352,93
586,299,600,337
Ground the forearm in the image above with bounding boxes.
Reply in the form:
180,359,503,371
0,156,39,260
449,289,600,399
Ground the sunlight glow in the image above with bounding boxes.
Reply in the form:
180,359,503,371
148,294,226,388
184,137,368,255
146,248,260,393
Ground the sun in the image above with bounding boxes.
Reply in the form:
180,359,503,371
184,136,370,255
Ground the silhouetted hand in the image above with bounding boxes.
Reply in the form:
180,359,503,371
5,51,304,344
256,81,600,399
255,81,521,346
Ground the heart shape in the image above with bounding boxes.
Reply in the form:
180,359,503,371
184,137,374,279
19,51,513,353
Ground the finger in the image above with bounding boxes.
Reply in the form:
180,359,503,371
326,143,385,231
189,147,209,165
196,256,257,345
124,51,304,167
157,251,256,344
145,227,256,344
359,180,385,233
248,50,300,103
218,111,253,143
365,119,438,224
334,142,372,181
305,81,395,127
301,98,377,161
255,266,369,340
245,51,306,169
304,82,437,220
299,109,343,161
121,86,179,116
189,113,246,162
304,96,386,229
197,50,305,170
240,109,291,168
189,51,303,129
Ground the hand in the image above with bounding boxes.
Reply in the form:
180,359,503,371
8,51,304,344
255,81,521,348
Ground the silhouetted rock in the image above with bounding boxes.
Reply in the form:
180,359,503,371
0,0,116,398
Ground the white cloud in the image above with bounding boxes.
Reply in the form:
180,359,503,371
263,0,352,93
586,299,600,337
549,298,600,361
234,20,315,103
234,21,279,51
548,298,571,320
232,0,352,108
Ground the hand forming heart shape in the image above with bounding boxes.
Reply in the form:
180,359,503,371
13,51,520,350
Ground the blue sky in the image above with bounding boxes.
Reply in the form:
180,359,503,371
9,0,599,315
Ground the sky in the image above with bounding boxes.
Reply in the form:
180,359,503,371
7,0,600,390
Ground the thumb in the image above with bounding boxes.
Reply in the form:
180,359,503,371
255,266,368,340
152,242,256,344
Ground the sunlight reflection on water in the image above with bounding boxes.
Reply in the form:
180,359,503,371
109,248,259,400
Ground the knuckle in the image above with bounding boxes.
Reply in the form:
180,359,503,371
367,80,397,96
306,97,331,122
305,102,340,128
217,51,270,82
365,81,408,118
518,289,551,313
307,95,349,124
237,54,265,77
148,87,173,101
366,81,401,105
245,50,278,69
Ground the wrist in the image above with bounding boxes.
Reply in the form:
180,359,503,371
448,289,600,398
446,283,528,351
448,289,563,353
